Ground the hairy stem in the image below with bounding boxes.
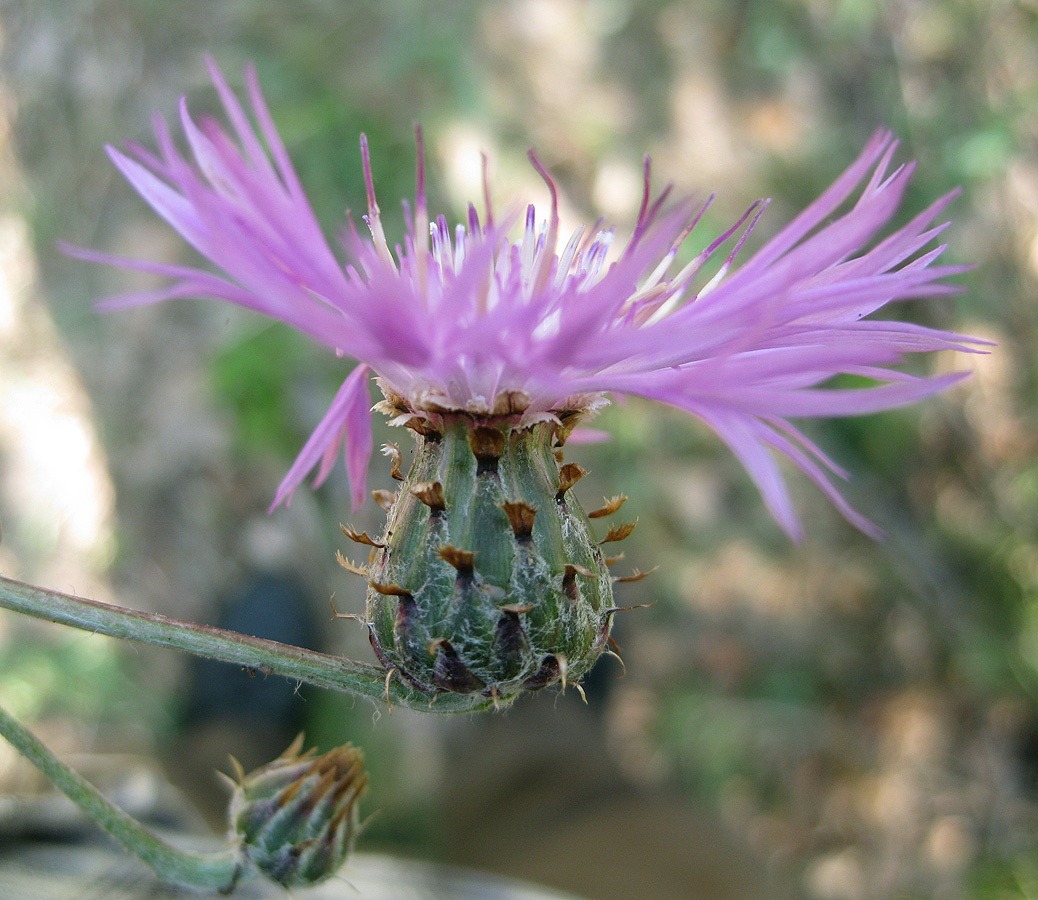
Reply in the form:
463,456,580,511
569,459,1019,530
0,575,486,713
0,702,245,891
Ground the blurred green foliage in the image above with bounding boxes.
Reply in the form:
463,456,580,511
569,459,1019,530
210,325,329,459
0,629,167,736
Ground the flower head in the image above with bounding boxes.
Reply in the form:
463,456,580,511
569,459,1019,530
227,735,366,887
73,59,979,540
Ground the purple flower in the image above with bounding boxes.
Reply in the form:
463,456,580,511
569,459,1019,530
72,60,981,540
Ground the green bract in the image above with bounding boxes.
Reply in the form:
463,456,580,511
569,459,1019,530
342,414,635,709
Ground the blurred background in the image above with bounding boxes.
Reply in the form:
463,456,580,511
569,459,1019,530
0,1,1035,898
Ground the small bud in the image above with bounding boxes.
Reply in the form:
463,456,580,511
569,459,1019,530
228,736,367,888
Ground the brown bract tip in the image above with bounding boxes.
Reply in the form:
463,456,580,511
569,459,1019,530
411,480,446,511
226,754,247,786
329,596,363,623
372,380,408,414
601,520,637,544
588,495,627,518
491,389,532,416
555,652,570,688
341,524,384,547
336,551,369,577
403,416,431,435
614,565,658,583
370,581,412,597
381,443,405,480
500,500,537,540
277,732,308,762
556,463,588,498
603,601,654,616
553,412,581,446
468,425,506,462
438,544,476,573
371,489,396,512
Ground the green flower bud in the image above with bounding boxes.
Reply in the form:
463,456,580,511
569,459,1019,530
228,736,367,887
341,412,639,711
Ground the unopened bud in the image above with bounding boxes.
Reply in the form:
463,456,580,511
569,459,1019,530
228,735,367,887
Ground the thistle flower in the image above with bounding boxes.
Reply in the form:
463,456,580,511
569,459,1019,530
72,61,979,705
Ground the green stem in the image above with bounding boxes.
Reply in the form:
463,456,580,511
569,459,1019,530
0,575,486,713
0,702,245,891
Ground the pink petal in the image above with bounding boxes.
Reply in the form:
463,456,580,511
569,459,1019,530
271,365,372,510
